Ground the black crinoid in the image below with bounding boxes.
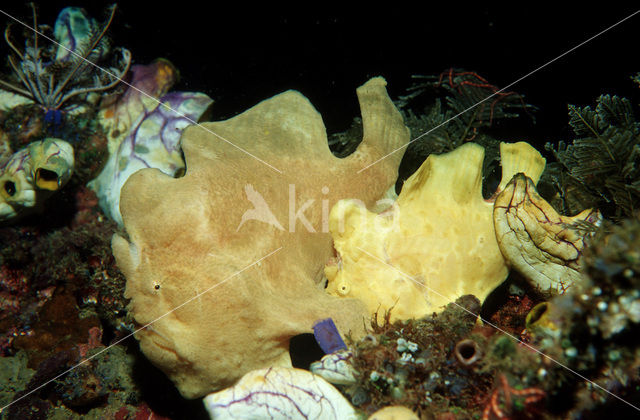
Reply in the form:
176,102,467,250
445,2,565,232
0,4,131,115
543,79,640,220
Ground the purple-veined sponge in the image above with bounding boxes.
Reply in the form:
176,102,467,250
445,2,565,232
89,85,212,226
203,367,358,420
313,318,347,354
310,350,358,385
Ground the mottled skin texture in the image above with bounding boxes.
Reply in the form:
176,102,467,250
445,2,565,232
325,142,547,321
112,78,409,398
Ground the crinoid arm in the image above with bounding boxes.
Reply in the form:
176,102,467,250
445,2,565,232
55,48,131,108
0,4,128,111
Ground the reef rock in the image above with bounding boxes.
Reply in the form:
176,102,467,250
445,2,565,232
112,77,409,398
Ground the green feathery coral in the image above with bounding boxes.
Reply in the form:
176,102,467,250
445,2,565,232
544,88,640,219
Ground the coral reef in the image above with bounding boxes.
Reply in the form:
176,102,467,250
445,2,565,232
318,296,492,418
112,77,409,398
303,247,640,419
0,350,34,408
0,6,208,419
12,287,100,368
0,9,637,415
0,182,132,418
0,6,214,417
3,342,179,420
0,210,126,347
523,216,640,416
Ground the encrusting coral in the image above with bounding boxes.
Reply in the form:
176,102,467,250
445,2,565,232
112,77,409,398
325,141,600,321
